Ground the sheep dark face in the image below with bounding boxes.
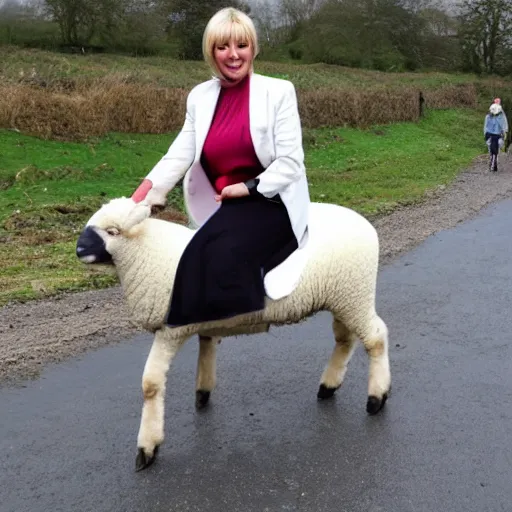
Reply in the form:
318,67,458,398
76,197,152,265
76,226,114,264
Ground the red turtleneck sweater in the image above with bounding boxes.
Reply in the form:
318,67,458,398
201,75,264,194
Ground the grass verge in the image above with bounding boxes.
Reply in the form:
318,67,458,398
0,108,484,305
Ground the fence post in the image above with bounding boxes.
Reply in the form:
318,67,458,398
419,91,425,117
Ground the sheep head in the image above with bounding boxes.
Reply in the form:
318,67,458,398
76,197,151,264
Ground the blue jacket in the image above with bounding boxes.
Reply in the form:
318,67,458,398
484,112,508,136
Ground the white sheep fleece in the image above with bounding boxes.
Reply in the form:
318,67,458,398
84,197,391,468
85,197,381,341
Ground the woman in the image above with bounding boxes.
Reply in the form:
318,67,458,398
484,100,508,171
131,7,310,326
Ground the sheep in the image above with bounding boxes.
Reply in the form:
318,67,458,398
76,197,391,471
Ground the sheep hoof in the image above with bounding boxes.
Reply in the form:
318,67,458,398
135,445,159,472
195,390,211,409
366,393,388,415
317,384,338,400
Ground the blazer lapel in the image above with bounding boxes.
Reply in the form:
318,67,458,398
195,81,221,161
249,74,271,168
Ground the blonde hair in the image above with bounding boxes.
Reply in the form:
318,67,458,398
202,7,259,79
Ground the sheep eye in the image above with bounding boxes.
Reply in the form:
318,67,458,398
106,227,120,236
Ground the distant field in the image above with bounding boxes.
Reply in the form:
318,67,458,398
0,108,484,305
0,46,498,90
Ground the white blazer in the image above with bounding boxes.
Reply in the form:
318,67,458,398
145,73,311,299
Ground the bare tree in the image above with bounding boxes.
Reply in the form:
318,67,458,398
98,0,167,52
251,0,281,46
43,0,102,45
277,0,324,40
458,0,512,74
419,6,457,36
167,0,251,60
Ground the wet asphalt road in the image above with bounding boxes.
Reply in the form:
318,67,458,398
2,200,512,512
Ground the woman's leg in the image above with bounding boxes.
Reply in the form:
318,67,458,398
167,196,296,326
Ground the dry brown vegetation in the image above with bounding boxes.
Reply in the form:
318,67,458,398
299,87,422,128
0,77,478,140
0,80,189,140
0,47,495,139
423,84,478,110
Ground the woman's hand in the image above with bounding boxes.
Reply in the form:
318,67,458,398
215,183,249,202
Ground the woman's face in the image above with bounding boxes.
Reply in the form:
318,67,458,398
214,39,253,84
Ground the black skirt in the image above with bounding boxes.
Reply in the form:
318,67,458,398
166,194,298,326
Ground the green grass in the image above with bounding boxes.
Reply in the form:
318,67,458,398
0,108,484,305
0,131,183,210
305,108,484,213
0,46,486,90
0,130,184,304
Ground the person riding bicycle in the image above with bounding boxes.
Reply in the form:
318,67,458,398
484,100,508,172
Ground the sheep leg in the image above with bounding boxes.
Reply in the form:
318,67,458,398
136,331,185,472
318,318,358,399
361,315,391,415
195,335,220,409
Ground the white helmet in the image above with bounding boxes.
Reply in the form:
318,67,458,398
490,103,503,115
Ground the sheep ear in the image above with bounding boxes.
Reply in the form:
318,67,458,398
121,201,151,231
